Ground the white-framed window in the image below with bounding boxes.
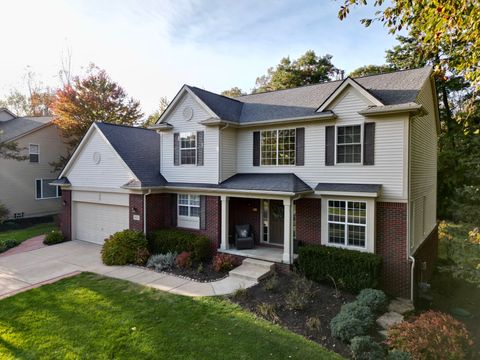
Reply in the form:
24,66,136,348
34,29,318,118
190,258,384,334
180,132,196,165
29,144,39,163
261,129,296,165
35,179,61,200
336,125,361,164
327,200,366,248
177,194,200,229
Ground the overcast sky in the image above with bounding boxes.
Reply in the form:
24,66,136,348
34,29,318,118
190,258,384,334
0,0,397,116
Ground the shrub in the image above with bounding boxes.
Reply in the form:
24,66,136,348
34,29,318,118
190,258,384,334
148,229,212,262
330,312,368,343
212,253,238,272
285,275,314,311
43,230,65,245
256,303,279,323
340,302,375,325
263,273,279,291
0,239,18,253
387,350,411,360
350,336,385,360
101,230,149,266
232,287,249,300
297,244,382,293
306,316,322,332
146,252,177,271
356,289,388,314
386,310,475,360
0,202,9,223
175,251,192,269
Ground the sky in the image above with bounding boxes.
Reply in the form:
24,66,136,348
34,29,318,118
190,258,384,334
0,0,398,116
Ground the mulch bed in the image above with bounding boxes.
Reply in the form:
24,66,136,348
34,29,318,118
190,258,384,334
162,262,230,282
229,271,355,358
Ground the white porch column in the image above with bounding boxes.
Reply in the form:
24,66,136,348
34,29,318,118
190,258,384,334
283,198,293,263
220,195,229,250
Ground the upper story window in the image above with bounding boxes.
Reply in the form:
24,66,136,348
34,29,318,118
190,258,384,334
29,144,39,163
328,200,366,248
180,132,196,165
261,129,296,166
336,125,361,164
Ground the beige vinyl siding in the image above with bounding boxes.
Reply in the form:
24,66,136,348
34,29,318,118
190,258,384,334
0,124,67,218
409,78,437,252
220,126,237,182
160,93,220,184
236,87,408,201
66,128,136,188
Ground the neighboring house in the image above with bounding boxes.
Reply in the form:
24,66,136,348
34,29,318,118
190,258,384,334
0,108,67,219
55,67,439,299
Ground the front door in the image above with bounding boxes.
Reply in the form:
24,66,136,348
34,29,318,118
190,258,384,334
269,200,284,245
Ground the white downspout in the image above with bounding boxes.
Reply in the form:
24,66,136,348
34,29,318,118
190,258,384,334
143,189,152,234
409,255,415,302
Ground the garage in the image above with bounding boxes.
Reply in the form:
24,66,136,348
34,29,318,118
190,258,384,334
72,191,130,245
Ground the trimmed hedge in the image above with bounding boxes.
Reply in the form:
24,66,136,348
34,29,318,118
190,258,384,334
43,230,65,245
297,244,382,293
101,230,149,266
148,229,212,262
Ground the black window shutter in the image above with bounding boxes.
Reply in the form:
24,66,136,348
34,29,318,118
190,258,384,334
295,127,305,166
200,195,206,230
173,133,180,166
363,122,375,165
171,194,178,227
253,131,260,166
325,126,335,166
197,131,204,166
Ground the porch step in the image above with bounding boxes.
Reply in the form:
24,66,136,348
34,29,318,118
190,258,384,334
229,259,274,282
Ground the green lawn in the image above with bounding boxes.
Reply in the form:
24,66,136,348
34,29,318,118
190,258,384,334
0,273,342,360
0,222,57,252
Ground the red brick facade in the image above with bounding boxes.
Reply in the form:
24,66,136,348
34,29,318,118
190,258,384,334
376,202,410,298
295,198,322,245
59,189,72,241
228,198,261,246
129,194,144,232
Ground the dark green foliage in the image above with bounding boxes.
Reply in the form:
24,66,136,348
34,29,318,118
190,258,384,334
387,350,411,360
330,312,369,343
356,289,388,314
340,302,375,325
148,229,212,262
101,229,149,266
43,230,65,245
350,336,385,360
0,239,18,253
298,244,382,293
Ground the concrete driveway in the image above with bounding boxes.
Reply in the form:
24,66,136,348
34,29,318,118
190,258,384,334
0,241,256,299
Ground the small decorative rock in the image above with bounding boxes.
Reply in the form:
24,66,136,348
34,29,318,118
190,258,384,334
376,311,404,330
388,298,414,315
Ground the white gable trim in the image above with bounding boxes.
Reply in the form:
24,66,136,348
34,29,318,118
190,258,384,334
316,78,383,112
157,85,219,124
59,123,138,182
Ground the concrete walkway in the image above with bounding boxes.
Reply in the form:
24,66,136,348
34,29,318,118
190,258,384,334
0,241,257,299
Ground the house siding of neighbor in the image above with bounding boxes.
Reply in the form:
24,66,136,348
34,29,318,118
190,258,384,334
56,67,439,300
0,110,68,219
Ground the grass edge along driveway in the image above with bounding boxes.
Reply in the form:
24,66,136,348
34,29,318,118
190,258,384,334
0,222,57,250
0,273,343,360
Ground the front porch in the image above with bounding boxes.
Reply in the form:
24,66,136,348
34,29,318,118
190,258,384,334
218,195,295,264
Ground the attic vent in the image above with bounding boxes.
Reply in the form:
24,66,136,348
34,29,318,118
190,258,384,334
183,106,193,121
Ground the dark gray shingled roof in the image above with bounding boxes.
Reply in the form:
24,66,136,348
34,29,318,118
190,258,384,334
95,122,167,187
315,183,382,193
182,67,432,124
0,116,53,142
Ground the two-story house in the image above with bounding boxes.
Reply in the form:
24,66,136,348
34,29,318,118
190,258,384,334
0,108,67,219
54,67,439,299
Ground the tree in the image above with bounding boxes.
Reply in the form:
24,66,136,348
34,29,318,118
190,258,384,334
143,96,170,128
51,65,143,169
338,0,480,89
0,90,29,116
253,50,340,93
221,87,246,98
349,64,395,78
0,132,27,161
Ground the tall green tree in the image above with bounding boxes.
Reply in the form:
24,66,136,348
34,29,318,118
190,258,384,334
253,50,340,93
221,87,246,98
143,96,170,128
348,64,395,78
51,65,143,170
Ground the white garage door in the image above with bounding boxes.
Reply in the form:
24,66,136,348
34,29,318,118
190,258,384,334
74,202,129,244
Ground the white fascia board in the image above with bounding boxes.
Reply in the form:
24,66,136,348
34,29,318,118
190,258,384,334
314,190,379,198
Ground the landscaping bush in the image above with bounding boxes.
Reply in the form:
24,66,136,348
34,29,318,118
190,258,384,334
306,316,322,332
285,275,314,311
386,310,475,360
387,350,411,360
340,302,375,324
263,273,279,292
212,253,238,272
101,230,149,266
356,288,388,313
350,336,385,360
297,244,382,293
0,239,18,253
0,202,9,223
43,230,65,245
256,302,279,323
175,251,192,269
146,252,177,271
148,229,212,262
330,299,375,343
